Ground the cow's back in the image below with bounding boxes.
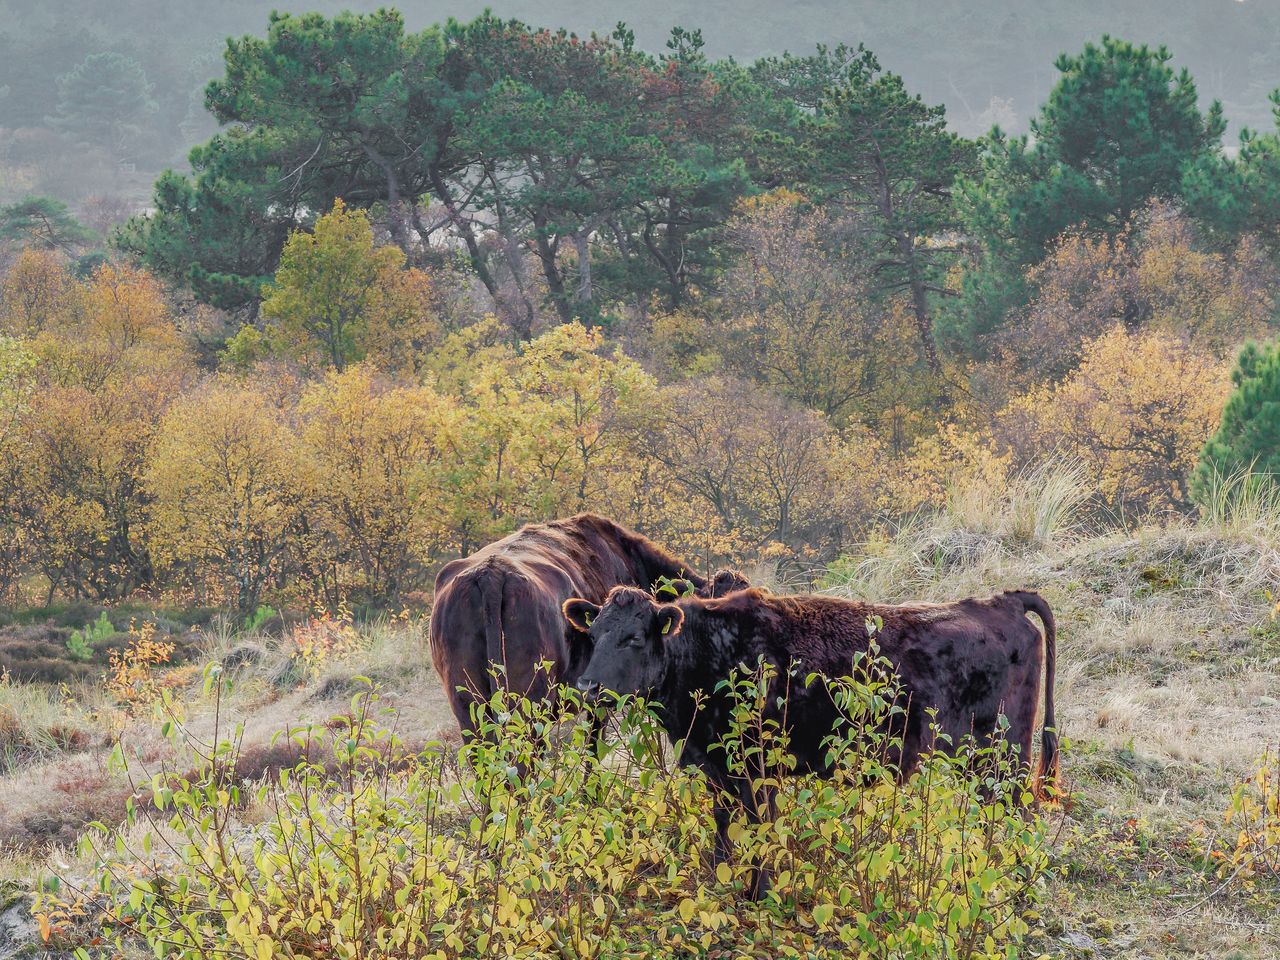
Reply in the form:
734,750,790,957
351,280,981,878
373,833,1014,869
430,515,698,732
688,590,1049,774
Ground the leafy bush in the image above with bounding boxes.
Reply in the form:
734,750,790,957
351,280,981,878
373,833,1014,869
104,621,174,712
1218,745,1280,884
38,663,1049,959
287,603,366,678
65,611,114,662
1001,325,1227,515
242,604,278,634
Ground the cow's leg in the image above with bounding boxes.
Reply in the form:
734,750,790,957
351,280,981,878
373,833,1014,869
896,726,923,783
451,686,486,739
574,705,609,786
704,761,778,898
705,767,776,899
712,794,734,866
443,656,494,745
743,778,777,899
585,704,607,754
702,763,736,868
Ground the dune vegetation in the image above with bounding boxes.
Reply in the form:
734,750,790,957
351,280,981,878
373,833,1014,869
0,472,1272,958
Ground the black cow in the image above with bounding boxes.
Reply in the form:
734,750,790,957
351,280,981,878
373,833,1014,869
563,586,1057,897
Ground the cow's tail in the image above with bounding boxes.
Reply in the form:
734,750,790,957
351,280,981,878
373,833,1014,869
1011,590,1059,801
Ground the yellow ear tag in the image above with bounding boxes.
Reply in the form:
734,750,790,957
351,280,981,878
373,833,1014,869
661,618,672,634
585,612,594,626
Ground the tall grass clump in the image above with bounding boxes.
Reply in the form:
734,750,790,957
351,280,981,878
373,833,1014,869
946,459,1090,547
1194,466,1280,543
36,664,1050,959
827,460,1089,602
0,673,93,772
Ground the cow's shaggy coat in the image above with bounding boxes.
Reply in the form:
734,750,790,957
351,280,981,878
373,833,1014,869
429,514,705,733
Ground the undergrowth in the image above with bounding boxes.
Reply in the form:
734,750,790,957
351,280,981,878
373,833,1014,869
36,663,1052,959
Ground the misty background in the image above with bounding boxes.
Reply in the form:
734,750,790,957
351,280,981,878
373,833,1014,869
1,0,1278,212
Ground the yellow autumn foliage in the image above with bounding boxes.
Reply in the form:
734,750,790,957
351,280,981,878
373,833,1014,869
1001,326,1229,515
146,379,305,613
262,199,439,372
892,423,1012,516
297,363,458,600
0,247,79,338
1003,203,1274,389
0,258,193,600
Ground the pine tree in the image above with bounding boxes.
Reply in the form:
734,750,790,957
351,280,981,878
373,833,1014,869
0,197,94,255
1192,340,1280,502
950,37,1227,351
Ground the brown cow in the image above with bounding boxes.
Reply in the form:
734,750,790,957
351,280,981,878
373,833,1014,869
429,513,707,734
564,586,1057,897
703,569,753,597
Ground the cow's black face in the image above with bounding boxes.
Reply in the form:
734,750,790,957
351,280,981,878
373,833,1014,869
564,588,683,700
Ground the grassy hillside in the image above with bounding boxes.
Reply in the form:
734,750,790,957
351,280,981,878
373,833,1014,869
0,476,1276,957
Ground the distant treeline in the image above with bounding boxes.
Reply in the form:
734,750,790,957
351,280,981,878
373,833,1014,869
102,14,1280,359
3,9,1280,613
3,0,1279,206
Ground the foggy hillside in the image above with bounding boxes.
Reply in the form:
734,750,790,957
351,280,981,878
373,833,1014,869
2,0,1278,204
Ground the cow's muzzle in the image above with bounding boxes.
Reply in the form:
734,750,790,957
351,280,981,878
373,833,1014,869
574,678,603,706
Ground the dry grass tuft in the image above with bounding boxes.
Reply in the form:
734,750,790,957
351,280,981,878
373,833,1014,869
0,677,101,776
946,458,1092,547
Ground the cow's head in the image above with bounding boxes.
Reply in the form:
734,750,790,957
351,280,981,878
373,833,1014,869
705,568,751,597
657,569,750,601
563,586,683,701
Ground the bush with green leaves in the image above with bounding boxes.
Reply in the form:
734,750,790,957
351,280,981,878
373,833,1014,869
65,611,114,662
241,603,277,634
36,659,1050,958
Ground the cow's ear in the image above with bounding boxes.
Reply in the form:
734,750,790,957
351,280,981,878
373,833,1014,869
656,604,684,640
563,598,601,633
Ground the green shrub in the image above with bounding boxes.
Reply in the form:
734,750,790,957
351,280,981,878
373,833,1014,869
242,603,278,634
38,661,1050,959
1193,339,1280,505
65,611,114,662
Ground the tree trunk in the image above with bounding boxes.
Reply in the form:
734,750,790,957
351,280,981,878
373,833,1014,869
902,232,942,373
872,147,941,372
573,230,593,309
428,165,499,297
533,214,573,325
642,211,685,310
498,230,537,340
360,141,413,257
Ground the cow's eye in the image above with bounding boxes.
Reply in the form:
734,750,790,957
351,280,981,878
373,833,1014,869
626,636,646,649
